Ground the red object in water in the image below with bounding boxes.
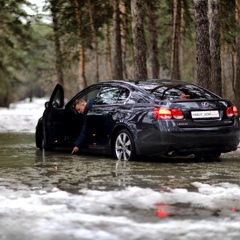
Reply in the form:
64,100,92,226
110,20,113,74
156,202,170,218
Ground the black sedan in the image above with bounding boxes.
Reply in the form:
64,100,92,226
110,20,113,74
35,79,240,160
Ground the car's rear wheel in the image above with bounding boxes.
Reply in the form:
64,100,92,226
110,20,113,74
194,151,221,161
114,129,135,161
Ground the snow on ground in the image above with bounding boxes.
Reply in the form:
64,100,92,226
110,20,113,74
0,183,240,240
0,98,47,133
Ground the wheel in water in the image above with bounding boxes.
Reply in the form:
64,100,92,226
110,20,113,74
114,129,135,161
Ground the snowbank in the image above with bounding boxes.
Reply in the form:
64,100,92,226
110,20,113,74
0,98,47,133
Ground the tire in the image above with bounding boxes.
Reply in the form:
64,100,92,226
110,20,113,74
114,129,135,161
35,120,43,149
194,151,221,161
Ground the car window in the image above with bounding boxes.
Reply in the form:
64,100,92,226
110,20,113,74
95,86,124,104
145,83,218,100
53,89,63,107
82,88,100,101
67,87,101,110
49,84,64,108
116,87,130,104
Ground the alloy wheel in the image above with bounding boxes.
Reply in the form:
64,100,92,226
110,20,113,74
115,130,133,161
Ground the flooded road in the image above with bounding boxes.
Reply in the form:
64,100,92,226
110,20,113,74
0,133,240,240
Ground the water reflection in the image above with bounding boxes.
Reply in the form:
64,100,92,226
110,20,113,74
115,160,131,186
34,147,136,191
1,133,240,193
156,202,170,218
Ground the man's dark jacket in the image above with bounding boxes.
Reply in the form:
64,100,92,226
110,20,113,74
75,99,94,147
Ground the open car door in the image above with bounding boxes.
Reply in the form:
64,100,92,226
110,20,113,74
42,84,64,150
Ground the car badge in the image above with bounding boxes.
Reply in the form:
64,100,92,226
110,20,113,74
201,102,209,107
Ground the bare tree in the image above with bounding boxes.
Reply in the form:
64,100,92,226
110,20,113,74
147,1,160,79
87,0,99,82
74,0,87,89
50,0,64,86
194,0,212,90
120,0,128,79
113,0,123,80
234,0,240,109
171,0,181,80
105,24,113,79
131,0,148,80
208,0,222,95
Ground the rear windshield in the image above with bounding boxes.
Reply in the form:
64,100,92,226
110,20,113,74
143,83,218,100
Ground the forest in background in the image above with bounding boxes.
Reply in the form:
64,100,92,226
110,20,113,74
0,0,240,110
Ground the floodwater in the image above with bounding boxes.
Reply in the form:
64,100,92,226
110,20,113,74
0,133,240,240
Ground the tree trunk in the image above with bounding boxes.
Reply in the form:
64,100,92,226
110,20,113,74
171,0,181,80
105,24,113,79
221,49,233,100
80,45,86,89
74,0,87,89
234,0,240,109
208,0,222,96
120,0,128,79
193,0,211,90
234,38,240,109
179,1,186,80
87,0,99,82
147,1,160,79
50,0,64,86
131,0,148,80
113,0,123,80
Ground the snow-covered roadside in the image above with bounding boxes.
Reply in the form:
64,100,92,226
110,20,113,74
0,98,47,133
0,183,240,240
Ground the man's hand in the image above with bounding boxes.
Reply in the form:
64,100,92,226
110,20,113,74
71,146,79,154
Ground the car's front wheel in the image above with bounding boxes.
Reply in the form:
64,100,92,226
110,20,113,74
35,119,43,149
114,129,135,161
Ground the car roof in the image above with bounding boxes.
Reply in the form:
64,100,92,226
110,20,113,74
103,79,190,90
107,79,188,85
95,79,198,94
102,79,220,101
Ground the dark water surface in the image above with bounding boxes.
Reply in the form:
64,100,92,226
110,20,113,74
1,132,240,191
0,133,240,240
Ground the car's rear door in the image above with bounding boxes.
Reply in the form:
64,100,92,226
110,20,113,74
42,84,64,149
85,85,130,150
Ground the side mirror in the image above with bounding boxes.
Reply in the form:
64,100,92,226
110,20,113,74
45,101,49,108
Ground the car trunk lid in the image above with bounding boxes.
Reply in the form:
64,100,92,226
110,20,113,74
168,99,236,128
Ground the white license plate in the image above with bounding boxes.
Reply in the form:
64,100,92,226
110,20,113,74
191,110,219,119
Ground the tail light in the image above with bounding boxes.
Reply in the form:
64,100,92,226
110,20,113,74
154,107,184,120
226,105,238,117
